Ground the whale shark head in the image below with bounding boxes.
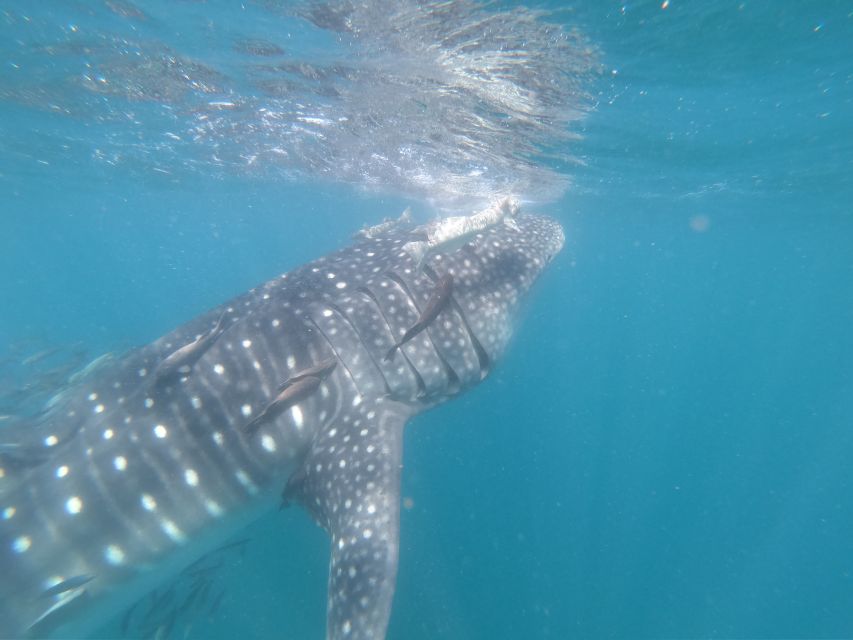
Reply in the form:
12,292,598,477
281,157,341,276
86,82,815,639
304,212,566,405
427,214,565,365
0,211,564,640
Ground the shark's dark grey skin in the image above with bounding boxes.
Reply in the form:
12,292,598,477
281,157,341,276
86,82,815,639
0,212,564,640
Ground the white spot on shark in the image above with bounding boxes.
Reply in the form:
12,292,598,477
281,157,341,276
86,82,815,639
105,545,125,565
235,470,258,494
113,456,127,471
55,465,69,478
261,435,277,452
161,520,186,543
65,496,83,515
141,494,157,511
184,469,199,487
12,536,31,553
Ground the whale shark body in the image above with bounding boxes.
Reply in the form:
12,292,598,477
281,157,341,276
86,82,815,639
0,212,564,639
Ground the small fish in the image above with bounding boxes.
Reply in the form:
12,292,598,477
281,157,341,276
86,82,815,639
0,442,52,471
41,574,95,598
181,579,208,613
403,198,519,267
354,207,413,239
151,610,176,640
27,586,88,634
243,376,322,436
212,537,250,555
181,537,249,579
139,604,176,640
143,585,176,620
68,351,116,385
385,274,454,361
22,346,63,367
183,558,222,579
105,0,147,20
207,588,226,616
154,312,227,383
120,598,142,635
277,357,337,392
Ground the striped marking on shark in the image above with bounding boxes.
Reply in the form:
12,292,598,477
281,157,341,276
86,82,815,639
0,211,564,639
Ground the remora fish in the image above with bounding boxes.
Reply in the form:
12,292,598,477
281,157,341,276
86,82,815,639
243,375,323,437
276,357,337,391
403,197,520,267
0,211,564,640
384,274,453,361
152,311,227,383
353,207,412,240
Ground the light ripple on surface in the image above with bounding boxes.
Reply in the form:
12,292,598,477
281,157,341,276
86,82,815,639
0,0,600,211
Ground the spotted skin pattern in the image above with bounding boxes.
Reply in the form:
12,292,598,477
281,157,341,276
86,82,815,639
0,213,564,639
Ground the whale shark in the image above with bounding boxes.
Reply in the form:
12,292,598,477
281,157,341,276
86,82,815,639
0,211,564,639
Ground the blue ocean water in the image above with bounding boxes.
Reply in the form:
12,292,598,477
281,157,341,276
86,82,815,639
2,1,852,639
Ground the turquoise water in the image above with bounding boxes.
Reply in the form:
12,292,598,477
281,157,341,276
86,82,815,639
2,1,852,638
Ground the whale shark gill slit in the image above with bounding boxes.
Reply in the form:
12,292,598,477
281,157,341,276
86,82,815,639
356,285,428,399
356,286,396,344
304,316,364,397
422,263,491,379
384,271,462,395
322,301,394,396
382,272,453,362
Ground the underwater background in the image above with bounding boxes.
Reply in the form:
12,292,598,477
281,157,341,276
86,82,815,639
2,1,852,638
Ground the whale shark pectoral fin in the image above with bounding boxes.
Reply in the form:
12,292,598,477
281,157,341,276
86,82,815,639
283,400,411,640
